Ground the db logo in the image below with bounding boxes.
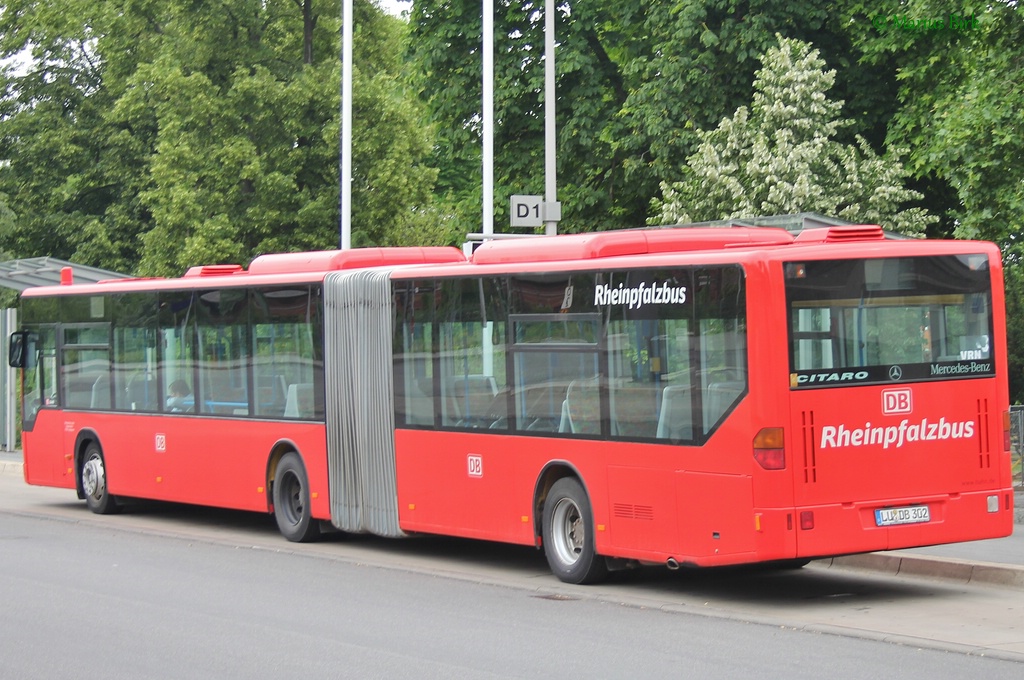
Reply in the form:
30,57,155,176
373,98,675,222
882,388,912,415
467,454,483,478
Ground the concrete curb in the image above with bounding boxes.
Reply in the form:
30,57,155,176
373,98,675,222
0,461,22,478
814,552,1024,589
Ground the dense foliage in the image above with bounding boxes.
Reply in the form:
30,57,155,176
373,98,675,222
0,1,1021,398
407,0,899,235
652,36,934,236
849,0,1023,244
0,0,443,276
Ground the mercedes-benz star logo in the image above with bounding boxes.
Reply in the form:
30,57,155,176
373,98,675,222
888,365,903,381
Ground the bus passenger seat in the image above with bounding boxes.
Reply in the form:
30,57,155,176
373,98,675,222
703,381,745,431
284,383,314,419
89,374,111,409
558,399,572,433
566,379,600,435
656,384,694,442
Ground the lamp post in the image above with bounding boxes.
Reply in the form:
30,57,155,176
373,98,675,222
482,0,558,240
482,0,494,237
340,0,353,249
543,0,558,236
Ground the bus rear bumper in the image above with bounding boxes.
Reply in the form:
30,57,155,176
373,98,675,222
791,489,1015,558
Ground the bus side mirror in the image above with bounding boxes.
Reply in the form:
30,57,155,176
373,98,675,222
8,330,28,369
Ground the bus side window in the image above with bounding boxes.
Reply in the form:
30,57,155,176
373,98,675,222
126,374,159,411
254,374,287,417
446,374,501,428
392,280,436,428
63,373,94,408
610,383,657,439
436,278,509,430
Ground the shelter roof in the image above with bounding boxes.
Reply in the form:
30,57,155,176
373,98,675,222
0,257,130,292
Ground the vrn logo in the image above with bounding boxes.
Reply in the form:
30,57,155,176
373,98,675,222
882,388,912,415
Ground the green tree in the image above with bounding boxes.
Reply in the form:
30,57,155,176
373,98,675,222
843,2,1024,403
0,3,136,272
408,0,632,234
0,0,443,276
651,36,933,236
407,0,893,236
1004,243,1024,404
849,1,1024,244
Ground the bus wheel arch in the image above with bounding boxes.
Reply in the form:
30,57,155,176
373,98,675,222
75,433,120,515
265,441,291,509
533,463,573,539
268,444,320,543
534,463,608,584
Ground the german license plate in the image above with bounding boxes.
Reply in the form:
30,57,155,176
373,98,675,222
875,505,930,527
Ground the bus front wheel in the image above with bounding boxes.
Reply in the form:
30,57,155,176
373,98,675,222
81,443,119,515
542,477,608,584
273,452,320,543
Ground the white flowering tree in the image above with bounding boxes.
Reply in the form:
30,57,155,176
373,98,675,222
651,35,934,237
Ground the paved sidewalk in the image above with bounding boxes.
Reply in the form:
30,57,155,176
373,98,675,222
2,448,1021,586
0,449,21,477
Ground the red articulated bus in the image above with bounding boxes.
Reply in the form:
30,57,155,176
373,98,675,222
9,226,1015,583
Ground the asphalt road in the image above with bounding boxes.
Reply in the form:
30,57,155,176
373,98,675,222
2,510,1023,679
0,471,1023,669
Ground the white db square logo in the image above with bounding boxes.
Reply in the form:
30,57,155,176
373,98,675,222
467,454,483,478
882,388,912,415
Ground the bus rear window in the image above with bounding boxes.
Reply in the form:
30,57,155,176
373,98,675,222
786,254,994,388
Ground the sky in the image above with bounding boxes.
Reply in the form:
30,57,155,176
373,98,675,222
377,0,412,17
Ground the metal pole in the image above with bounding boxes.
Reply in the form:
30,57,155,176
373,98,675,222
544,0,557,236
2,309,14,450
340,0,353,249
483,0,494,237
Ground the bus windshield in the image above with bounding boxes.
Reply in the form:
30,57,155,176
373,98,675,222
786,254,994,388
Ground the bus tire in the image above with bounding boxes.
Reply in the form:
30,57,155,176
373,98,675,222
542,477,608,584
81,442,119,515
273,452,320,543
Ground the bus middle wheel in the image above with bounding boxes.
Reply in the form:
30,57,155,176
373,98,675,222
273,452,321,543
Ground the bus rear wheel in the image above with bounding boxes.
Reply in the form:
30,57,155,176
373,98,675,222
542,477,608,584
273,452,320,542
81,443,119,515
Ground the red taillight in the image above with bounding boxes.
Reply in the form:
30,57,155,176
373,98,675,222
753,427,785,470
800,511,815,530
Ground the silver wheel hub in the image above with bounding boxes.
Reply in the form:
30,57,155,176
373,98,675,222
551,498,584,566
82,456,105,499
